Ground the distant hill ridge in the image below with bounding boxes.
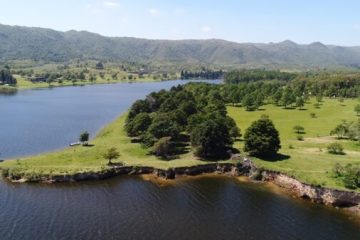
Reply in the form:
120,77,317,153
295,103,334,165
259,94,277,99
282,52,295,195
1,23,360,69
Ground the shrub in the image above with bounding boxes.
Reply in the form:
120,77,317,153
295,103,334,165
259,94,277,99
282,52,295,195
152,137,175,159
333,163,360,189
293,125,305,134
296,135,304,141
327,143,344,155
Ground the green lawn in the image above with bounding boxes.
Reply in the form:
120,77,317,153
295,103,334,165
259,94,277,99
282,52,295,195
0,114,231,178
228,98,360,190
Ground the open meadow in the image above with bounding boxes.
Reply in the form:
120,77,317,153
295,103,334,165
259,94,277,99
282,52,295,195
229,98,360,190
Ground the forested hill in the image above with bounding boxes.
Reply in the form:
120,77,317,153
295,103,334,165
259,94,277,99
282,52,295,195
1,23,360,69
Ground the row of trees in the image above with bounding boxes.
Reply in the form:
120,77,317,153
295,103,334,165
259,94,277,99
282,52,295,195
224,69,360,99
222,82,310,110
224,69,297,84
180,69,224,80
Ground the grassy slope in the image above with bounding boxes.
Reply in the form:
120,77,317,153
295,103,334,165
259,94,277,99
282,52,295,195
0,114,230,176
228,98,360,190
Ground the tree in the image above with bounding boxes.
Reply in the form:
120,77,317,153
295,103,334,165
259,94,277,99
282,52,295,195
327,143,344,155
293,125,305,134
330,122,349,139
152,137,174,159
191,118,232,159
95,62,104,69
296,97,305,109
79,131,89,145
244,116,281,157
242,94,254,111
355,104,360,116
316,93,323,103
125,113,152,137
281,87,295,108
103,147,120,165
147,114,180,140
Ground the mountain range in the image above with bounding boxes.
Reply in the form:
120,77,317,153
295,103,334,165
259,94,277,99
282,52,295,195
1,23,360,69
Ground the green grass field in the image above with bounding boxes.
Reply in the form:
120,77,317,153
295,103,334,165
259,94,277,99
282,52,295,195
228,98,360,190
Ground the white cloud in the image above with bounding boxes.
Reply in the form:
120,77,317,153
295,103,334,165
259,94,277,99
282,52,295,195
85,4,104,15
103,1,119,7
148,8,160,16
201,26,212,33
174,9,185,16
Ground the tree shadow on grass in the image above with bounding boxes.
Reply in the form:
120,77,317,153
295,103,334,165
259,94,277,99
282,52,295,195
83,144,95,147
257,153,290,162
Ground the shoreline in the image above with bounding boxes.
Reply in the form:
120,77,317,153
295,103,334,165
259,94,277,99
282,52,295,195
2,78,221,92
2,160,360,217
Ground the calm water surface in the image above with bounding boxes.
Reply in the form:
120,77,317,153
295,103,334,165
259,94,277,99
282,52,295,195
0,176,359,240
0,81,359,240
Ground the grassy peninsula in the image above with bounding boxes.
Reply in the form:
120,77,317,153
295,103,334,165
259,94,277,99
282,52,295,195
1,97,359,191
1,72,360,192
0,113,232,178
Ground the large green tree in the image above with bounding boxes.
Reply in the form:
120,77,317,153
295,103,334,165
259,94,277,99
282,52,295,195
244,116,281,157
190,118,232,159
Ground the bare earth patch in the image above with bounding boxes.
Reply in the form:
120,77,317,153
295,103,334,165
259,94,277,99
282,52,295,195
304,136,336,144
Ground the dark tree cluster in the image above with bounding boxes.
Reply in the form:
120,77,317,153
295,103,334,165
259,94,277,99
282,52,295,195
224,69,297,84
0,67,17,85
181,69,224,80
125,83,240,159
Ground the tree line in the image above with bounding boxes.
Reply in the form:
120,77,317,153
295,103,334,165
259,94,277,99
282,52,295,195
180,69,224,80
0,66,17,85
225,70,360,99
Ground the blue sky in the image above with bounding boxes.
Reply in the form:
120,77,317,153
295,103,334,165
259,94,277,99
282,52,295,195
0,0,359,46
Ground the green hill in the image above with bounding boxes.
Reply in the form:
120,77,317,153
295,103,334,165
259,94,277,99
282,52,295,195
1,24,360,69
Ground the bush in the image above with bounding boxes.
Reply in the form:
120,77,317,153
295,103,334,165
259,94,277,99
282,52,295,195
327,143,344,155
310,112,316,118
332,163,360,189
293,125,305,134
152,137,175,159
296,135,304,141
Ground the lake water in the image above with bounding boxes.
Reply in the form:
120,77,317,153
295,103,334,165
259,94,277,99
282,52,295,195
0,81,359,240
